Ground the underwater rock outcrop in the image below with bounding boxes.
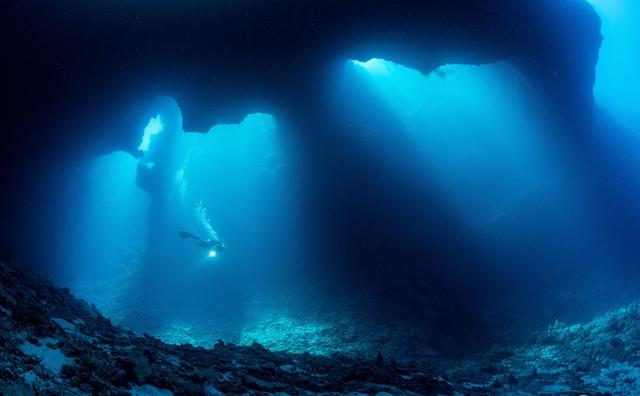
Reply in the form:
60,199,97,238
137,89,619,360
2,256,640,395
444,305,640,395
0,258,452,395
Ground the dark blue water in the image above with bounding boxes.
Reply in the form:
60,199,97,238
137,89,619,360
9,0,639,357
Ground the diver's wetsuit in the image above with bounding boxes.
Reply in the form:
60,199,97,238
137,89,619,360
178,231,225,252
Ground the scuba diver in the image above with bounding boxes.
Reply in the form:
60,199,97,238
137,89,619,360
178,231,225,256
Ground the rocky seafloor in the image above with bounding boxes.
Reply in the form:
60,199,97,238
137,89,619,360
1,258,639,395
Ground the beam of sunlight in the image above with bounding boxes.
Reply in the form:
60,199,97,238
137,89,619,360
351,58,392,76
61,151,151,323
348,59,560,229
138,114,164,152
342,57,615,271
54,98,307,347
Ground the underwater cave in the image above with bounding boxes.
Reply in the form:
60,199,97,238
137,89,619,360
1,0,640,394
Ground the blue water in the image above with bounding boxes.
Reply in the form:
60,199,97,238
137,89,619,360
39,1,640,355
341,58,618,278
587,0,640,132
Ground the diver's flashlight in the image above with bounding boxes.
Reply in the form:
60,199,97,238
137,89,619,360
208,250,217,258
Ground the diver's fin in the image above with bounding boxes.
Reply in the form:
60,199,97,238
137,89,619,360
178,231,194,239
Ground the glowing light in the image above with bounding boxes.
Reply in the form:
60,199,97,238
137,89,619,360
342,58,568,232
138,115,164,152
208,250,217,258
351,58,391,75
585,0,625,18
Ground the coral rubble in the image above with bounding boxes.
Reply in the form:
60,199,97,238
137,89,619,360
1,258,638,395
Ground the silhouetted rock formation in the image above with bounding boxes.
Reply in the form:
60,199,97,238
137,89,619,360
2,0,600,167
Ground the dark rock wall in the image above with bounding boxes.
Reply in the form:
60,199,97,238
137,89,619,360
1,0,599,164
